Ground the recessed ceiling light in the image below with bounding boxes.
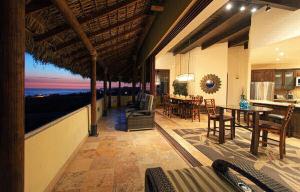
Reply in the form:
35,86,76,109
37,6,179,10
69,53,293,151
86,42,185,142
275,48,279,51
276,58,280,61
251,7,257,13
226,3,233,10
240,6,246,11
279,52,284,56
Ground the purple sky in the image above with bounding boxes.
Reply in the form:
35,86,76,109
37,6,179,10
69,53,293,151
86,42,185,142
25,53,133,89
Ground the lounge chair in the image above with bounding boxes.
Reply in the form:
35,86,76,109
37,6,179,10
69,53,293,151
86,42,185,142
126,94,155,131
145,159,290,192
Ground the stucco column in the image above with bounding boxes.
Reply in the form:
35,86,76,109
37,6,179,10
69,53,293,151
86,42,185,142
90,55,98,136
0,0,25,191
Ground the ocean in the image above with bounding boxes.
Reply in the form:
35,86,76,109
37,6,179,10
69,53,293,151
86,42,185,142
25,88,90,97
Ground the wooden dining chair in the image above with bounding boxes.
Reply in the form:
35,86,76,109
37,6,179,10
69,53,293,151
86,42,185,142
259,104,295,159
191,96,203,122
204,99,234,139
162,94,170,116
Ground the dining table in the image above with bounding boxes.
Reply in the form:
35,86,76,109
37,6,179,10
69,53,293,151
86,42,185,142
218,105,273,155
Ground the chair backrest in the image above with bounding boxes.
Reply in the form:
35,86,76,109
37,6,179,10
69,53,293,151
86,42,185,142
163,94,170,105
282,104,295,134
204,99,216,116
192,96,203,107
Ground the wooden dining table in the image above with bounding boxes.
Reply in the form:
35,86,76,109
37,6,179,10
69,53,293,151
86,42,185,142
218,105,273,155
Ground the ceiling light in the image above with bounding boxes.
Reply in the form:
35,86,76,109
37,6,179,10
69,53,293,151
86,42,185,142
279,52,284,56
275,47,279,51
251,7,257,13
240,6,246,11
265,4,271,12
276,58,280,61
226,3,233,10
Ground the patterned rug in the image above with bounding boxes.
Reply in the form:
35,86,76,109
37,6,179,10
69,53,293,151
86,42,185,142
174,128,300,191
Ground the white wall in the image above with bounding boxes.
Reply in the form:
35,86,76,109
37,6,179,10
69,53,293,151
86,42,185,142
25,99,103,192
155,52,176,94
173,43,229,105
250,8,300,50
227,46,249,105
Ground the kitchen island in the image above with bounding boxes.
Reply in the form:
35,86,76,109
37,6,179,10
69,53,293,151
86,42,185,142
250,100,300,138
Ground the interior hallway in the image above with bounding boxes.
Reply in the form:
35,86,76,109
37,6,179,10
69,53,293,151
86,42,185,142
53,109,188,192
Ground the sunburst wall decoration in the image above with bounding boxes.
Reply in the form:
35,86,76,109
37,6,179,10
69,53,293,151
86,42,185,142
200,74,221,94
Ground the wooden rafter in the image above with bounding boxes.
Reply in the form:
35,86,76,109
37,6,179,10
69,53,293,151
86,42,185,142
58,25,142,52
26,0,52,14
54,12,146,50
34,0,139,41
228,31,249,47
201,16,251,50
51,0,96,56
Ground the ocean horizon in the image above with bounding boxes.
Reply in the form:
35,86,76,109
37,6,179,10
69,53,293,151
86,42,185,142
25,88,91,97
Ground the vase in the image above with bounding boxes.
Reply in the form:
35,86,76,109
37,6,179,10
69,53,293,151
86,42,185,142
239,95,249,109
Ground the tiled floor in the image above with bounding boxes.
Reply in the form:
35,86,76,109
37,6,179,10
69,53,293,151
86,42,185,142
155,109,300,191
53,109,188,192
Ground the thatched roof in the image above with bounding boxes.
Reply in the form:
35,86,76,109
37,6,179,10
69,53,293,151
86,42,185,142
25,0,157,81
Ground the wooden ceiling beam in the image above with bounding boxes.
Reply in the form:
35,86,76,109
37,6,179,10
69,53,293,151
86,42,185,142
135,15,156,54
35,0,139,41
172,6,240,54
201,17,251,50
26,0,52,14
51,0,96,56
228,31,249,47
55,12,145,50
245,0,300,11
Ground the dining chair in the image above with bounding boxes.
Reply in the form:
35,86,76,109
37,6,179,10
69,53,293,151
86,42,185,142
204,99,234,139
191,96,203,122
259,104,295,159
162,94,170,116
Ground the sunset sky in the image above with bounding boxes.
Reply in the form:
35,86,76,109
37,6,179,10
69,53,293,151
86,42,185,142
25,53,132,89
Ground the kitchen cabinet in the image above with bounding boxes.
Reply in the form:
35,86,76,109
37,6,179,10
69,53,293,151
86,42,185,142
274,70,295,90
251,70,275,82
275,71,283,90
284,71,295,90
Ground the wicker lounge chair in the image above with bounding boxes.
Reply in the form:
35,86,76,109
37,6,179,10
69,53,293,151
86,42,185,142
145,159,291,192
126,94,155,131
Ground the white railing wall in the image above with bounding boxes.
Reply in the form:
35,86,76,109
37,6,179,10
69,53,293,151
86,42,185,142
25,99,103,192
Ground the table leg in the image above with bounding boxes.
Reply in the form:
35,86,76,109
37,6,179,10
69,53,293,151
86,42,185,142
231,109,236,138
219,107,225,144
237,110,240,123
250,111,260,155
261,112,268,147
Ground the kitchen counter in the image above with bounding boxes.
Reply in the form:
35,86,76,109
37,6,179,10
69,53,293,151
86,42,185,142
250,100,300,108
250,100,300,138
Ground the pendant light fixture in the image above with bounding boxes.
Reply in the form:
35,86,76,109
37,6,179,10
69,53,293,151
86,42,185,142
176,40,195,82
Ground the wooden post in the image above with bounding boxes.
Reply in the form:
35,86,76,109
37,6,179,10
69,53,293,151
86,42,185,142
103,69,108,116
149,55,156,96
132,56,137,103
118,76,121,107
90,55,97,136
108,76,112,109
142,62,146,92
0,0,25,191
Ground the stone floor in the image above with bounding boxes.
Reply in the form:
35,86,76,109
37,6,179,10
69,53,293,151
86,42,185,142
53,109,188,192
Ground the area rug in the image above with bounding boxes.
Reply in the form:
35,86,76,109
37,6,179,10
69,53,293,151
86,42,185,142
173,128,300,191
